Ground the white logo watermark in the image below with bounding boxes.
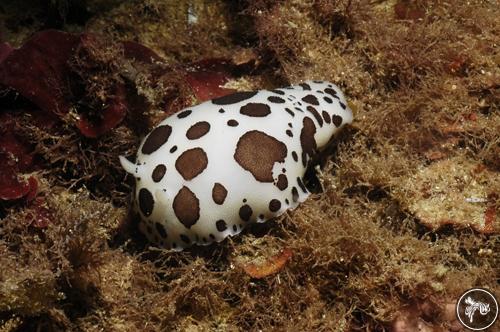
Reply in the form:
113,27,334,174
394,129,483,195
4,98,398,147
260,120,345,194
464,296,491,323
456,288,498,330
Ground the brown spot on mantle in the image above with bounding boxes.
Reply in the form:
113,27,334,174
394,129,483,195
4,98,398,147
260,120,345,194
173,186,200,229
240,103,271,117
300,117,317,166
141,125,172,154
234,130,287,182
175,147,208,180
212,182,228,205
186,121,210,140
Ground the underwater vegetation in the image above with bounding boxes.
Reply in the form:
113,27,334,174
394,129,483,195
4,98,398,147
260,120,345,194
0,0,498,331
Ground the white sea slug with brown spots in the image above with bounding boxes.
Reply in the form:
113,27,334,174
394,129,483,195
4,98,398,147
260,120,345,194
120,80,353,250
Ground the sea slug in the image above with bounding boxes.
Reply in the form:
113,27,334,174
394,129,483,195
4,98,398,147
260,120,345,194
120,80,353,250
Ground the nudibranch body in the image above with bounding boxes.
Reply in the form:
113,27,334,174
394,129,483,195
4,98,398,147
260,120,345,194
120,80,353,250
